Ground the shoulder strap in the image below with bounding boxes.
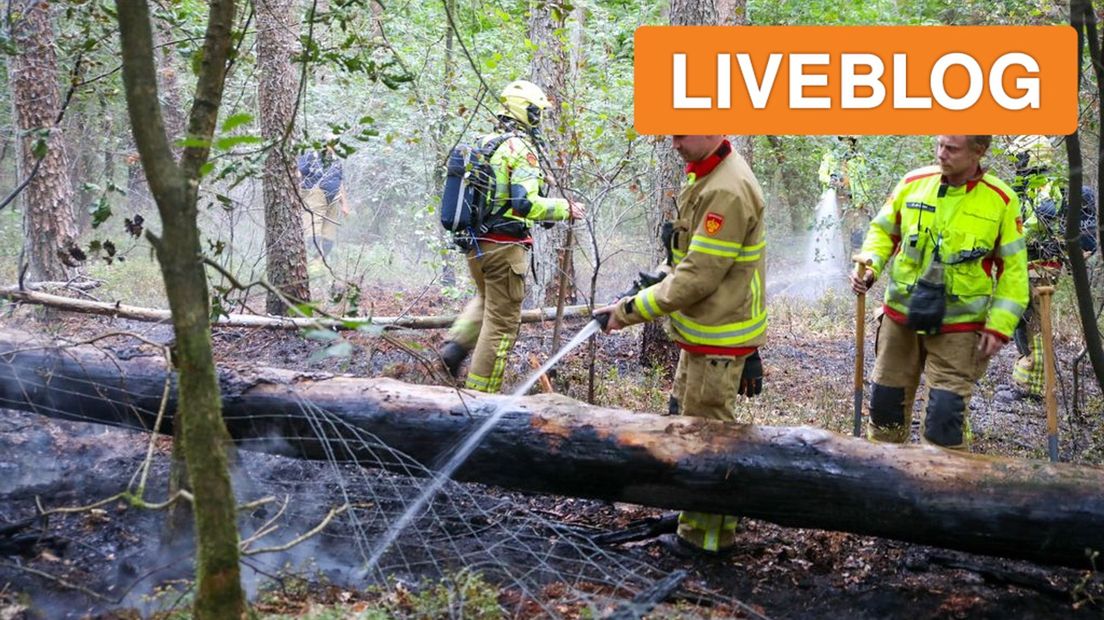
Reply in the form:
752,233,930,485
482,132,517,157
479,132,528,231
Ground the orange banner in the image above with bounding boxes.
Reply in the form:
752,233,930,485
633,26,1077,135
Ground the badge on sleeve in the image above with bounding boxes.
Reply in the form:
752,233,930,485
704,212,725,235
526,152,538,167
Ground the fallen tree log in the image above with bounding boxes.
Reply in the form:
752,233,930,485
0,286,592,330
1,329,1102,569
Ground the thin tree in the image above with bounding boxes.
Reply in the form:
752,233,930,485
528,0,577,321
8,0,78,283
257,0,310,314
115,0,245,617
1066,0,1104,393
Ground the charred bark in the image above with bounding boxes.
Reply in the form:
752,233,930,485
2,329,1102,570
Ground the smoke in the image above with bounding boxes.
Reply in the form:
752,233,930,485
767,190,850,301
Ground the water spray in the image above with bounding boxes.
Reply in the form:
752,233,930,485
363,317,604,574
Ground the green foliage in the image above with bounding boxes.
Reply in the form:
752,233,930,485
362,570,504,619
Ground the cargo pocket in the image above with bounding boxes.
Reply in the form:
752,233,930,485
508,258,527,303
697,355,739,420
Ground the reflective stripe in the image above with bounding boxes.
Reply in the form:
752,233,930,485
633,287,664,321
886,280,909,309
689,234,743,259
672,248,686,265
998,237,1026,257
870,254,886,273
487,335,513,393
991,296,1027,315
670,310,767,346
735,240,765,262
944,296,990,319
466,372,491,390
887,281,995,322
871,212,898,235
752,269,763,317
902,244,923,263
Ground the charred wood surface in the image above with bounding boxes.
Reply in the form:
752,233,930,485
1,329,1102,569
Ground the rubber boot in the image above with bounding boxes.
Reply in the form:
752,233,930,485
439,341,470,378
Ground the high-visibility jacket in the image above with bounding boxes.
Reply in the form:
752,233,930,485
613,141,767,353
861,165,1029,340
478,133,570,242
819,149,873,211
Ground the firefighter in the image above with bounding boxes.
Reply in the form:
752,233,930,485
819,135,875,266
298,141,349,259
1008,135,1099,397
851,135,1028,451
438,80,585,393
597,134,767,555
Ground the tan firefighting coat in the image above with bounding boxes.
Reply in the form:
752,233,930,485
613,149,767,350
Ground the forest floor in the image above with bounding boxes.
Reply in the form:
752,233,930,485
2,280,1104,619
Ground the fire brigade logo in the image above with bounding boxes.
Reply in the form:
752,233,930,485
704,212,725,235
526,152,538,167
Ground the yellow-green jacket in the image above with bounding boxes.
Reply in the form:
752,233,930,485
861,165,1028,340
479,133,570,240
819,150,874,211
613,143,767,352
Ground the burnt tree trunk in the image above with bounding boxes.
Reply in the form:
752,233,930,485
2,329,1102,570
8,0,78,283
257,0,311,314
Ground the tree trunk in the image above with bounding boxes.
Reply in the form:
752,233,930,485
2,330,1102,570
257,0,311,314
642,0,725,370
1072,0,1104,395
154,17,187,154
8,0,78,283
765,135,807,233
1063,124,1104,400
115,0,245,617
529,0,576,309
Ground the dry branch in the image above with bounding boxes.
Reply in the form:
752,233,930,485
1,328,1103,569
0,286,592,330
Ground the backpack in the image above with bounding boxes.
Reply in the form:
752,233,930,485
440,134,514,242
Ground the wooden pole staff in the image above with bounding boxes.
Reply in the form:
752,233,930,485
852,256,872,437
1035,285,1059,462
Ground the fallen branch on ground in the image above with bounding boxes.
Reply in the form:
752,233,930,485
0,286,592,331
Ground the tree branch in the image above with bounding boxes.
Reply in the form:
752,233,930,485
179,0,237,178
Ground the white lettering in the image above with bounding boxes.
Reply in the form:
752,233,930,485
840,53,885,109
931,52,983,111
736,53,782,109
716,53,731,109
790,53,831,109
990,52,1040,110
893,54,931,109
673,53,711,109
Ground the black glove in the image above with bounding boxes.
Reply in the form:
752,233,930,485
738,350,763,397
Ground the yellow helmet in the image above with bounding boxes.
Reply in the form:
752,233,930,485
499,79,551,128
